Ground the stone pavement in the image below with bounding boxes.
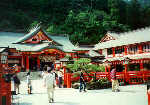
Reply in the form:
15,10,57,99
12,79,148,105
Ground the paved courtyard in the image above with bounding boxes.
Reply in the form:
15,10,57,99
12,79,148,105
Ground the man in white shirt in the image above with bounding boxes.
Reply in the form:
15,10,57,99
43,70,56,103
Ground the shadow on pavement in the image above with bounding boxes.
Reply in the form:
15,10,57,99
12,102,32,105
53,101,79,105
119,90,136,93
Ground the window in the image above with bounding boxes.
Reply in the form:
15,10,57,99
128,45,138,54
143,62,150,70
107,48,113,55
128,63,140,71
142,43,150,52
116,64,124,72
115,47,124,54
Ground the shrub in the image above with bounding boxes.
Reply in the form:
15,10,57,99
72,83,80,89
86,78,111,90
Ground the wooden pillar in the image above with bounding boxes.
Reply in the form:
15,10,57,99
66,73,71,88
112,47,115,57
63,66,67,87
54,63,56,69
124,46,127,55
105,66,107,72
26,55,29,71
124,64,128,73
148,91,150,105
108,66,111,72
124,64,128,82
138,44,143,54
37,56,40,70
140,62,144,71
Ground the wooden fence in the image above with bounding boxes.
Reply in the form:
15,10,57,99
71,71,150,84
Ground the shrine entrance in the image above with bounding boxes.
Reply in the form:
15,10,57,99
116,64,124,72
39,55,56,71
29,57,38,71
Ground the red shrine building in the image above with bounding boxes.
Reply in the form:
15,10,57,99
94,28,150,84
0,27,78,72
1,26,150,104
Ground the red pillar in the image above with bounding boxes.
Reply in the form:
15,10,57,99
140,62,144,71
124,46,127,55
105,66,107,72
125,64,128,73
63,66,67,87
108,66,111,72
54,63,56,69
112,47,115,57
37,56,40,70
66,73,71,88
26,55,29,71
148,90,150,105
138,44,143,54
124,64,128,82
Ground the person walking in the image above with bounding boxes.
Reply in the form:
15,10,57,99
79,69,86,92
110,66,120,92
13,73,20,94
26,71,32,94
43,70,56,103
57,70,63,88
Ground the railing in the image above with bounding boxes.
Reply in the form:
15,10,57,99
71,71,150,84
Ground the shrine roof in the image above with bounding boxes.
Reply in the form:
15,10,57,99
48,35,76,52
3,43,74,52
78,50,104,58
104,53,150,62
73,45,94,51
88,50,104,57
0,29,76,52
0,48,7,52
94,27,150,50
14,27,41,43
0,32,24,46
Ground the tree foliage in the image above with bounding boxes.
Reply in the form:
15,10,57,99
0,0,150,44
66,58,105,73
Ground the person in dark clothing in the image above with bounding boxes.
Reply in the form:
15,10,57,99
51,63,54,71
79,70,86,92
13,73,20,94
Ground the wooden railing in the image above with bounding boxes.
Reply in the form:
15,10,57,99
71,71,150,84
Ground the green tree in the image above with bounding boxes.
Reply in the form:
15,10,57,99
126,0,142,29
108,0,120,21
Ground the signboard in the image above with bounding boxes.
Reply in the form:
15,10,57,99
39,56,55,62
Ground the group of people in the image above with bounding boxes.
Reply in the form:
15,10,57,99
41,65,64,103
12,63,120,103
12,71,32,95
79,64,120,93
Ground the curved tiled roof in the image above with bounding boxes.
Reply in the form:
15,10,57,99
94,27,150,50
14,27,41,43
0,28,76,52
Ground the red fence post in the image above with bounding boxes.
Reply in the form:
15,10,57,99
66,73,71,88
147,83,150,105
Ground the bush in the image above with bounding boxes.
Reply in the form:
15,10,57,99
72,83,80,89
86,78,111,90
